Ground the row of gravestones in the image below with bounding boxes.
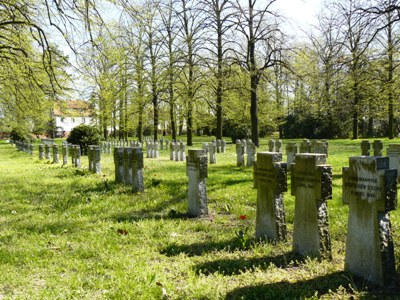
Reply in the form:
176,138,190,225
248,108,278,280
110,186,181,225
187,148,397,287
202,140,227,164
113,146,145,193
38,143,84,169
10,140,34,155
170,141,186,161
100,140,142,155
8,139,398,286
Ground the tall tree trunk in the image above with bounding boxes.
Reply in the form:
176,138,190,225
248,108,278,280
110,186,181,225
153,94,158,141
387,12,394,139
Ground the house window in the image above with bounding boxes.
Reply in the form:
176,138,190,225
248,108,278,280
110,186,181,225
82,117,86,123
61,117,65,122
72,118,75,123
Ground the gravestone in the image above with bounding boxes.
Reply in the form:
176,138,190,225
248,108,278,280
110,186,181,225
154,142,159,158
202,143,209,155
45,144,50,160
93,146,101,174
299,139,311,153
236,140,244,167
88,146,94,172
268,139,275,152
186,149,208,217
241,139,247,154
114,147,124,183
361,140,371,156
123,147,133,184
39,144,44,160
73,145,81,168
342,156,397,286
29,144,33,156
286,143,298,167
216,139,221,153
160,138,164,150
254,152,287,241
373,140,383,156
52,144,59,164
174,142,180,162
180,142,186,161
166,139,169,151
291,154,332,258
313,141,329,158
132,147,145,193
170,142,175,161
246,139,256,167
275,140,282,153
209,142,216,164
146,142,151,158
387,144,400,179
62,144,68,165
221,140,226,153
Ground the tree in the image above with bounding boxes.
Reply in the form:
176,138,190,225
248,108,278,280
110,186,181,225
233,0,283,146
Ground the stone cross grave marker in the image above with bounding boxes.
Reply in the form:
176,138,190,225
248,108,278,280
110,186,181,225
52,144,59,164
373,140,383,156
114,147,124,183
236,140,244,167
45,144,50,160
275,140,282,153
387,144,400,179
241,139,247,154
268,139,275,152
180,142,186,161
132,147,145,193
39,144,44,160
88,146,94,172
221,140,226,153
62,144,68,165
254,152,287,241
93,146,101,174
174,142,180,162
186,149,208,217
73,145,81,168
123,147,133,184
361,140,371,156
299,139,311,153
246,139,256,167
170,142,175,161
286,143,298,167
209,142,216,164
216,139,221,153
291,154,332,258
342,156,397,286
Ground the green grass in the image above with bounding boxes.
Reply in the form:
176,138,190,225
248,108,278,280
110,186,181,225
0,137,399,299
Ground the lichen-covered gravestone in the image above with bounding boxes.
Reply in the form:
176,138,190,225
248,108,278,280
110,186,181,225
209,142,216,164
373,140,383,156
268,139,275,152
93,146,101,174
39,144,44,160
45,144,50,160
342,156,397,286
221,140,226,153
132,147,144,193
52,144,59,164
216,139,221,153
123,147,133,184
254,152,287,241
299,139,311,153
73,145,81,168
387,144,400,179
236,140,244,167
361,140,371,156
291,154,332,258
246,139,256,167
186,149,208,217
114,147,124,183
275,140,282,153
180,142,186,161
170,142,175,161
62,144,68,165
286,143,298,167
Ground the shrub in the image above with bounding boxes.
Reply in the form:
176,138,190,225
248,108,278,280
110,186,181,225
67,125,99,155
10,127,29,142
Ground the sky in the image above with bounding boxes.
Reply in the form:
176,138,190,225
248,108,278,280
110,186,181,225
275,0,322,38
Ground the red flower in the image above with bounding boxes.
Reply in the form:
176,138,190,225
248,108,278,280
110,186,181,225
239,214,247,220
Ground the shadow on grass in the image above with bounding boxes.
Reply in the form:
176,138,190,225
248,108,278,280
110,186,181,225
225,271,349,299
194,251,306,276
113,208,190,223
225,272,400,299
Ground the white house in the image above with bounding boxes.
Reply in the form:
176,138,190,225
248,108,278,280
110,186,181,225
54,100,93,137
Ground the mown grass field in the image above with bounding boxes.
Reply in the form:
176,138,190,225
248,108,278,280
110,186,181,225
0,138,399,299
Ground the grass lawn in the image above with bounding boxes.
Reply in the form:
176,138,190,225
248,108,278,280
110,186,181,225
0,137,399,299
